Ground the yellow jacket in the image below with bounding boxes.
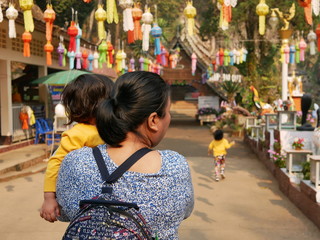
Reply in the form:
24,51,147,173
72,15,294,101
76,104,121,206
208,138,234,157
44,123,104,192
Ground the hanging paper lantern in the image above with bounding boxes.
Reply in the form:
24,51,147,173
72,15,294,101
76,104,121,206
299,37,307,61
116,50,123,73
256,0,269,35
191,53,197,76
150,23,162,61
119,0,134,32
44,41,54,65
107,41,114,66
88,51,94,71
219,48,224,65
139,57,144,71
95,5,107,41
215,51,220,66
98,40,108,68
315,24,320,51
6,4,18,39
289,44,296,64
19,0,34,32
67,21,78,52
238,48,243,63
312,0,320,16
184,1,197,36
129,58,135,72
224,49,230,66
132,2,143,41
67,51,75,69
83,0,92,3
22,31,32,57
242,47,248,62
121,49,127,70
307,30,317,55
141,8,153,52
268,9,279,30
57,41,65,67
218,0,232,30
299,0,312,25
82,48,88,70
295,41,300,63
235,48,241,64
230,0,238,7
76,23,82,53
283,44,290,64
229,50,234,65
106,0,119,24
43,4,55,41
93,47,99,69
0,2,3,23
161,47,168,67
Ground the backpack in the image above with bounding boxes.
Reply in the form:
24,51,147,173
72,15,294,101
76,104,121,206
62,147,155,240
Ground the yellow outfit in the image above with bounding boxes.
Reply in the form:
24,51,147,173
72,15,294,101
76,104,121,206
208,138,234,157
44,123,104,192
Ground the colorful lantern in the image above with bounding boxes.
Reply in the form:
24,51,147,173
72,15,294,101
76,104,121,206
116,50,123,73
289,44,295,64
218,0,232,30
67,51,75,69
0,2,3,23
224,48,229,66
238,48,243,63
312,0,320,16
269,9,279,30
106,0,119,24
141,8,153,51
299,0,312,25
230,0,238,7
235,48,241,64
150,23,162,60
129,58,135,72
93,48,99,69
98,40,108,68
43,4,55,41
74,49,82,68
119,0,134,32
44,41,54,65
19,0,34,32
82,48,88,70
256,0,269,35
307,30,317,55
67,21,78,53
242,47,248,62
284,44,290,64
57,40,66,67
161,47,168,67
6,4,18,39
22,31,32,57
184,1,197,36
139,57,144,71
95,5,107,41
229,50,234,65
132,2,143,41
295,42,300,63
88,51,94,71
191,53,197,76
83,0,92,2
107,41,114,67
121,49,127,70
216,51,220,66
299,37,307,61
76,23,82,53
219,48,224,65
315,24,320,51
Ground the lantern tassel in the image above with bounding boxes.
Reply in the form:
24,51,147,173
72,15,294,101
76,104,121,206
187,18,194,36
128,30,134,44
142,24,151,51
8,20,16,38
154,38,161,56
24,10,34,32
68,52,75,69
259,16,266,35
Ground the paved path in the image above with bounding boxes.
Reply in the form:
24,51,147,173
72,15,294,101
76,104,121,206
1,120,320,239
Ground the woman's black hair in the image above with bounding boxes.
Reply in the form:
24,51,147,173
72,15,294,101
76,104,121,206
214,129,224,141
96,71,170,147
61,74,114,124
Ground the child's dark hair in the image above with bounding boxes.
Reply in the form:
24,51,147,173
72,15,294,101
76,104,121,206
62,74,114,124
96,71,170,147
214,129,224,141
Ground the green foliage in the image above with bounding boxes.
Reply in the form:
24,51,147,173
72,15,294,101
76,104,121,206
302,162,310,180
219,81,242,103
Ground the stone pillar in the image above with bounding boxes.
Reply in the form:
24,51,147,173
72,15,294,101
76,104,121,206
0,60,13,144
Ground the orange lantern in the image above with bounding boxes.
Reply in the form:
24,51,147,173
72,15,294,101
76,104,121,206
299,0,312,25
43,4,56,41
315,24,320,52
107,41,114,65
22,31,32,57
82,48,89,70
44,41,54,65
67,21,78,52
132,2,143,41
83,0,92,2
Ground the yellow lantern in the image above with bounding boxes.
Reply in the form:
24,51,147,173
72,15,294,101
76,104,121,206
19,0,34,32
95,5,107,40
184,1,197,36
106,0,119,24
256,0,269,35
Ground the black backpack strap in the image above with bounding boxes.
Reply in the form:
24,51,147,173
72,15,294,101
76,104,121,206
92,147,152,184
106,148,152,183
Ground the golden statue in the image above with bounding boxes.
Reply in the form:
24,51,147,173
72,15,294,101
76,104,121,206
271,3,295,30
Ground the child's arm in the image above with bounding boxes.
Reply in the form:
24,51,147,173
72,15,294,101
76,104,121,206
41,131,84,222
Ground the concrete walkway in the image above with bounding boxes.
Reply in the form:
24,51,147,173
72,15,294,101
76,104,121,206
0,120,320,239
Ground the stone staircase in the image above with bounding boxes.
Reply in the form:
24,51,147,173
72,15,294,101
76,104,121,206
170,100,198,120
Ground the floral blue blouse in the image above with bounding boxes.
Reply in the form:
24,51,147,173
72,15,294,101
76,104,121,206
56,144,194,240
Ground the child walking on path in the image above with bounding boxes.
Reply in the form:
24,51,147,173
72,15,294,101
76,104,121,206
208,129,235,182
40,74,114,223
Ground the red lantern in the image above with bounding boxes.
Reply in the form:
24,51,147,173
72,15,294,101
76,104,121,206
22,31,32,57
67,21,78,52
127,30,134,44
107,41,114,64
44,41,54,65
316,24,320,52
82,49,88,69
298,0,312,25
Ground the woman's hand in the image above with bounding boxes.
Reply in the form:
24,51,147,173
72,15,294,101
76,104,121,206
40,192,61,223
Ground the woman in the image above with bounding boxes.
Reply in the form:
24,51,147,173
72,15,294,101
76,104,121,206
56,71,194,239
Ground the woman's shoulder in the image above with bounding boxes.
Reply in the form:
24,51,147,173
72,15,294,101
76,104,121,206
63,145,105,164
158,150,188,170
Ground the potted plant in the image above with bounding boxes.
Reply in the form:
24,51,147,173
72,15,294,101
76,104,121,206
268,149,286,168
292,138,304,150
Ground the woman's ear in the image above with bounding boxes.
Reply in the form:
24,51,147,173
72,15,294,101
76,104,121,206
147,112,160,131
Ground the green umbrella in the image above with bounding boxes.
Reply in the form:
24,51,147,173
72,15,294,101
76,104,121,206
32,70,92,85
